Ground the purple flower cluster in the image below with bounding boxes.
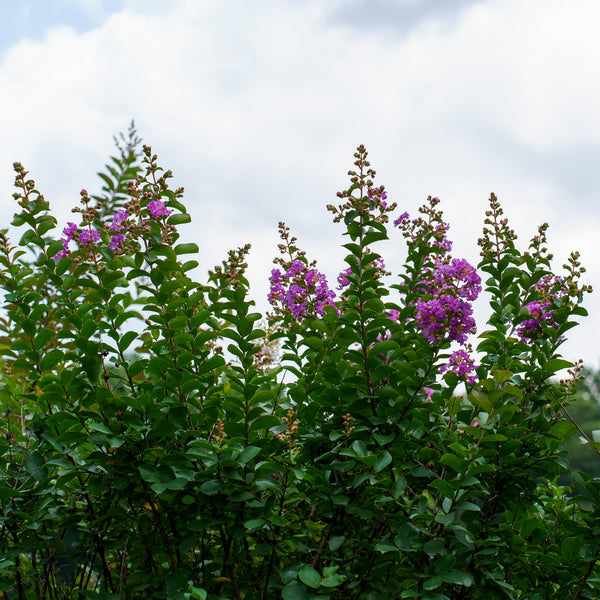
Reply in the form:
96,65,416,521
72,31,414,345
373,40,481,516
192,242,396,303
517,301,557,342
427,258,482,301
440,349,478,385
54,198,173,260
54,222,79,260
415,259,481,345
393,212,409,227
79,229,100,247
516,275,568,343
269,260,338,321
147,199,171,218
337,267,352,290
110,209,129,231
416,296,476,345
432,222,452,253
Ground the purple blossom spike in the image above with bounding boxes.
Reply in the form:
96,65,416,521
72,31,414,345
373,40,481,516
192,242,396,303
110,209,129,231
147,199,171,218
108,233,126,253
79,229,100,247
440,349,478,385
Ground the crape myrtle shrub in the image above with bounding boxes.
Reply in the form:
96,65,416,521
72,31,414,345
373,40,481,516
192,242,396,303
0,127,599,600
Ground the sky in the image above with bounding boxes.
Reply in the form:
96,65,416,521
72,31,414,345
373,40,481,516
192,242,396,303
1,0,600,368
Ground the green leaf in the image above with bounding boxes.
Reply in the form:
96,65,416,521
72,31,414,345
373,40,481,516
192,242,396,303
148,244,177,261
116,330,138,352
440,453,463,473
201,479,223,495
374,451,392,473
40,348,63,371
544,358,573,375
282,583,310,600
298,566,321,589
244,518,265,531
430,479,454,499
441,570,473,586
238,445,261,465
492,369,512,383
188,587,208,600
249,415,280,432
24,452,46,481
352,440,367,458
174,242,199,255
139,466,160,483
167,213,192,226
549,421,578,441
320,574,343,588
328,535,345,551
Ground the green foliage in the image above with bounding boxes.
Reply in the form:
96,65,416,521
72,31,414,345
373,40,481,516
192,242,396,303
0,136,598,600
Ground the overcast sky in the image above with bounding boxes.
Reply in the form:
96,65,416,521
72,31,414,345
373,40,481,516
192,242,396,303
1,0,600,368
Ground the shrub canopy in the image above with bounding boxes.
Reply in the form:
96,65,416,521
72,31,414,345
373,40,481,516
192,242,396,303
0,127,599,599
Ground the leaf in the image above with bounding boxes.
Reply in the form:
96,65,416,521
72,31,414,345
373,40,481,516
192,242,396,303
328,535,345,551
249,415,280,432
40,348,63,371
549,421,578,441
282,583,310,600
167,213,192,226
441,570,473,586
320,574,343,588
492,369,512,383
374,451,392,473
238,445,261,465
139,466,160,483
24,452,46,482
440,453,463,473
174,242,199,255
118,331,138,352
363,230,388,246
352,440,367,458
243,518,265,531
148,244,177,261
298,566,321,589
430,479,454,499
200,480,223,495
543,358,573,375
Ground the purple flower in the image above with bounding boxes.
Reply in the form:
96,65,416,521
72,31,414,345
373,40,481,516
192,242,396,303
108,233,126,253
53,222,79,258
337,267,352,290
517,301,556,343
284,260,305,278
415,295,476,345
110,209,129,231
63,222,78,240
147,199,171,218
440,349,478,385
79,229,100,247
269,260,338,321
54,222,83,260
394,212,410,227
432,259,481,301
